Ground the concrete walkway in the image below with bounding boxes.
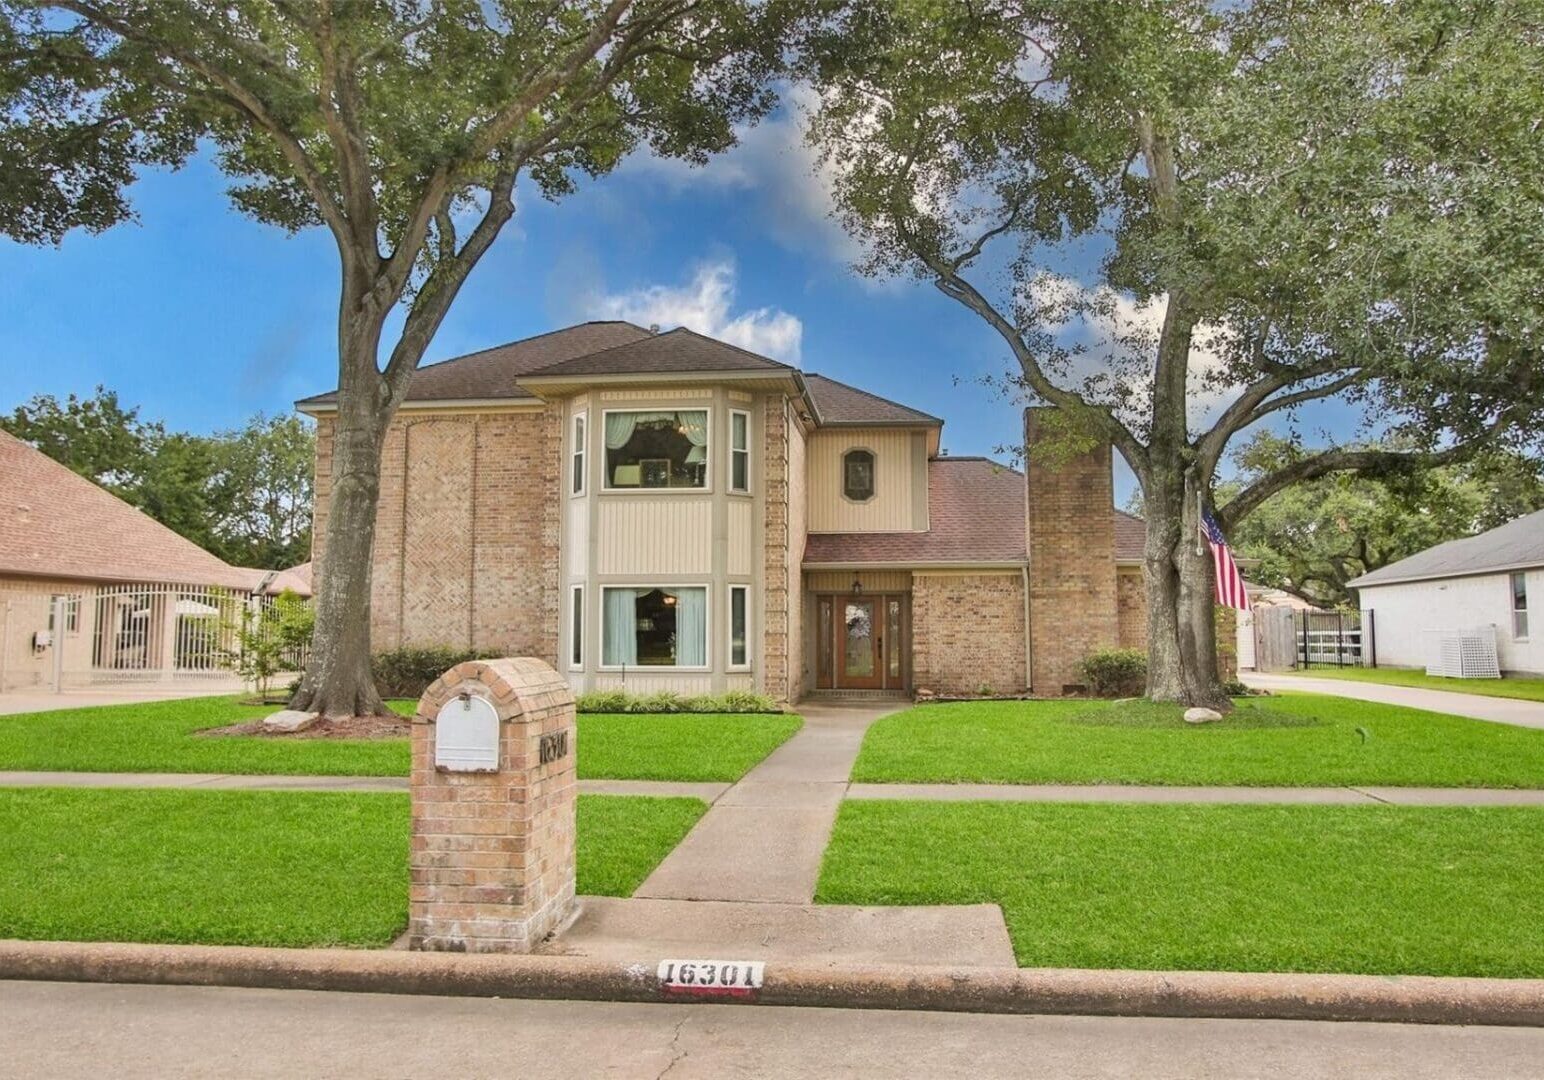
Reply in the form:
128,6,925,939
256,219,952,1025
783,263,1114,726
0,684,245,716
1244,672,1544,730
9,769,1544,806
634,700,900,904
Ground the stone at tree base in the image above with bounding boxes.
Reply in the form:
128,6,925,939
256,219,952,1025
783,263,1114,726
262,709,318,733
1184,707,1224,725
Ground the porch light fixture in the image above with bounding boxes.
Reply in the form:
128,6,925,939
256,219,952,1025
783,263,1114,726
851,578,863,596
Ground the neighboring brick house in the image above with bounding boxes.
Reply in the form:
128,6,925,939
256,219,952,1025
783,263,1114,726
0,430,310,691
298,322,1150,701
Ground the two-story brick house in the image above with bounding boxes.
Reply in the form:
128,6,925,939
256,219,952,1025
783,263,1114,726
298,321,1149,702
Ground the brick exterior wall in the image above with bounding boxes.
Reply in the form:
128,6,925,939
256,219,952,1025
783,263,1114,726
409,658,576,953
761,394,792,701
1117,566,1146,650
912,571,1027,697
310,407,561,662
784,409,808,702
1025,408,1119,693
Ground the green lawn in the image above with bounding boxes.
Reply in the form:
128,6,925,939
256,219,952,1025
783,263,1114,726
0,696,799,781
1288,666,1544,703
851,694,1544,788
0,788,704,947
817,801,1544,978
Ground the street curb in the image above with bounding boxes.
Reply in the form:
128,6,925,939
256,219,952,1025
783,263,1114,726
3,940,1544,1026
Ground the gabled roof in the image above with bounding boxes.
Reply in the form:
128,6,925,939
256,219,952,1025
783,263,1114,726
1114,509,1145,563
1347,508,1544,589
0,430,254,589
518,326,795,380
296,321,652,407
803,373,942,426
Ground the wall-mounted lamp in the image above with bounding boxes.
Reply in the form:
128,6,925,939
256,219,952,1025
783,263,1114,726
851,578,863,596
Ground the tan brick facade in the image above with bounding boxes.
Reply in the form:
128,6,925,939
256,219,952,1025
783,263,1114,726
1025,409,1119,693
912,571,1027,696
312,407,561,663
761,394,792,701
1117,566,1146,650
409,657,576,953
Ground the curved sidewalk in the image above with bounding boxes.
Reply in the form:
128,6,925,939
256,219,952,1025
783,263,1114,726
1243,673,1544,729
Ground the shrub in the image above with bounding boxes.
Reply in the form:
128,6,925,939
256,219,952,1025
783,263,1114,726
1080,648,1148,698
371,646,500,699
1221,678,1251,697
572,689,783,714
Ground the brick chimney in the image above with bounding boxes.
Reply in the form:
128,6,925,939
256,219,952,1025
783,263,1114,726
1025,407,1120,694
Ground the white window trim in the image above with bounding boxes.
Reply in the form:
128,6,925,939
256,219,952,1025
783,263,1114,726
1512,571,1529,641
729,408,751,495
728,583,751,671
598,583,712,672
571,412,587,497
569,584,584,670
599,407,713,494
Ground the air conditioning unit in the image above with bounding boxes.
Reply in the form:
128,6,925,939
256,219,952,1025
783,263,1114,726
1424,627,1501,679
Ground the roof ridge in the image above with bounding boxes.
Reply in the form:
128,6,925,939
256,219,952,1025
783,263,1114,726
805,371,943,424
413,320,650,373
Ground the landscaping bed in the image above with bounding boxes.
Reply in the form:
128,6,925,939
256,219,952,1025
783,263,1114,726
851,693,1544,788
816,800,1544,978
0,696,800,782
0,788,704,948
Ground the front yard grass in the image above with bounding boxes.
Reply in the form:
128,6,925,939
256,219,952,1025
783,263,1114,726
851,693,1544,788
1285,666,1544,703
0,788,704,947
0,696,799,782
816,800,1544,978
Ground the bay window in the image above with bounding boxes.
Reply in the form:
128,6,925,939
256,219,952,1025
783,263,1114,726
571,413,586,495
570,585,584,669
729,409,750,493
602,586,708,668
603,409,709,489
729,584,749,669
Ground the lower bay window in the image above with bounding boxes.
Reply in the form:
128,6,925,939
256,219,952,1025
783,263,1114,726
728,584,749,669
602,586,708,668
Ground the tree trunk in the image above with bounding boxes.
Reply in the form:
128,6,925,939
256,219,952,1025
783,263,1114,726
1142,471,1229,709
288,308,394,718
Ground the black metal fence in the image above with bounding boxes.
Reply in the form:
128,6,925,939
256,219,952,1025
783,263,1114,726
1295,609,1375,669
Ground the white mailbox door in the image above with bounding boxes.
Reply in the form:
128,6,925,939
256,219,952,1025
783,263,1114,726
435,695,500,771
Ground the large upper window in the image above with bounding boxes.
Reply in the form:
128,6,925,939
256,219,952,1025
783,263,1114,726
603,410,709,490
842,448,876,502
602,586,708,668
1513,572,1529,640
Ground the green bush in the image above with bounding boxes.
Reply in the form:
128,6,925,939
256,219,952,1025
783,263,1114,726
1080,648,1148,698
572,689,782,714
371,646,501,699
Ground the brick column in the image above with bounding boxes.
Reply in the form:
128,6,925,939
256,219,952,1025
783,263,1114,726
409,657,576,953
1025,407,1119,694
762,394,790,701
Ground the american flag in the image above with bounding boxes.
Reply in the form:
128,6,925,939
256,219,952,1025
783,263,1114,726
1201,509,1250,611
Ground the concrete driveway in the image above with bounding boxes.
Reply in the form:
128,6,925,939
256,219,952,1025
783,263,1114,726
1242,672,1544,730
0,683,245,716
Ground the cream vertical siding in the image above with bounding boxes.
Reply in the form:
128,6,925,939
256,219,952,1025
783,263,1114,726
566,497,587,577
727,499,754,576
595,496,714,575
806,570,913,593
806,428,926,533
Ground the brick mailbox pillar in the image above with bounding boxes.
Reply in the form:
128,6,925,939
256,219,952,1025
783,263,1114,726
409,657,577,953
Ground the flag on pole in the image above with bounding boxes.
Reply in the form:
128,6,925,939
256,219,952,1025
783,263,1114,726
1201,509,1250,611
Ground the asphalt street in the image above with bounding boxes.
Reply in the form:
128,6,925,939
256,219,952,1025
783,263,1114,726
5,980,1544,1078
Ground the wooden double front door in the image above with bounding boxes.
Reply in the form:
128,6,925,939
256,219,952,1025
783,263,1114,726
815,593,909,691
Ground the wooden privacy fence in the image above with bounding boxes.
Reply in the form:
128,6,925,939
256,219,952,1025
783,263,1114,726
0,583,309,693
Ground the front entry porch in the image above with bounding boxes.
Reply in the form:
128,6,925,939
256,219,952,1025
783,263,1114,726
813,593,910,693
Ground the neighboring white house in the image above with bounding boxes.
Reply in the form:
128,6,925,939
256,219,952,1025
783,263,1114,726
1347,508,1543,676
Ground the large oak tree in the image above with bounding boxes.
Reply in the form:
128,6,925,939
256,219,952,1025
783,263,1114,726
3,0,795,716
803,0,1544,706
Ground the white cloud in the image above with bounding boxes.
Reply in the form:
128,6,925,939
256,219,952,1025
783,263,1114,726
622,86,863,267
588,260,803,365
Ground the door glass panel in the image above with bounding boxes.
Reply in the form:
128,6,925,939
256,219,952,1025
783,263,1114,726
844,601,875,678
886,598,902,681
818,599,833,683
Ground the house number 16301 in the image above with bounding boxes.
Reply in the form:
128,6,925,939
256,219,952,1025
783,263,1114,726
657,959,765,996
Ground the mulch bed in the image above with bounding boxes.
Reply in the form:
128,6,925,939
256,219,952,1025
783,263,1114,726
198,714,409,740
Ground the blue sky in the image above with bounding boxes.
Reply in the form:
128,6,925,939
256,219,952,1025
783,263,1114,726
0,97,1361,507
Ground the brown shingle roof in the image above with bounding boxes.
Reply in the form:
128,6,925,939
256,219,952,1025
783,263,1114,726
804,457,1147,566
296,321,652,406
519,326,795,379
803,373,941,426
0,430,254,589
